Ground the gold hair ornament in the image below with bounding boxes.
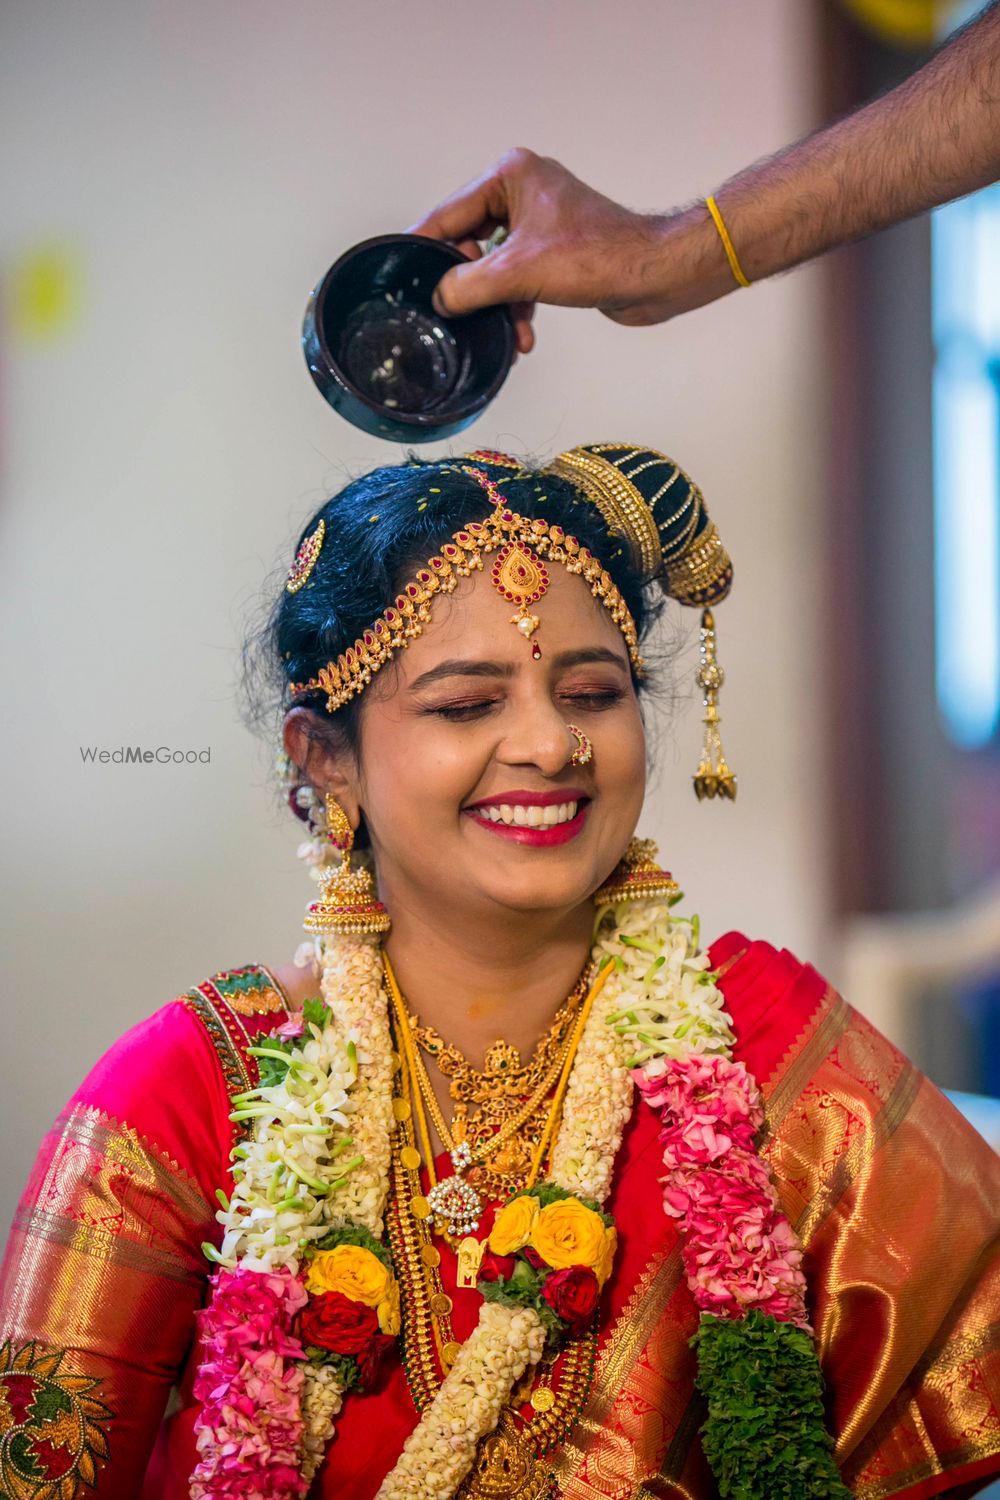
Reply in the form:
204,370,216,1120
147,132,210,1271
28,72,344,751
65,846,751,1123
546,444,736,797
693,608,737,801
547,448,663,583
285,518,326,594
302,794,391,935
547,444,733,604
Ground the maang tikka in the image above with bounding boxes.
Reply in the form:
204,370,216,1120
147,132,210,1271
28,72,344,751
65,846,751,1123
303,794,391,937
465,463,550,660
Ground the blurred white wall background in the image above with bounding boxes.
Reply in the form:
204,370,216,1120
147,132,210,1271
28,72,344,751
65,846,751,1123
0,0,825,1224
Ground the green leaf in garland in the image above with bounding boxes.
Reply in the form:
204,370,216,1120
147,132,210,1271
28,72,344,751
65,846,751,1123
691,1310,850,1499
253,1038,296,1091
304,1346,362,1389
302,995,328,1031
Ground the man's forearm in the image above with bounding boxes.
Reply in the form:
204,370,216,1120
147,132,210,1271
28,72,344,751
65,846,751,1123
696,0,1000,286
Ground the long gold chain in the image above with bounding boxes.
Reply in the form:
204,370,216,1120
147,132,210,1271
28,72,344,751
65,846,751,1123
384,1004,600,1469
386,1036,461,1394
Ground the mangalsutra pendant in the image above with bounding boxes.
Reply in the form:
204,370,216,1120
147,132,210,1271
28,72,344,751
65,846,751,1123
456,1234,487,1289
426,1142,483,1237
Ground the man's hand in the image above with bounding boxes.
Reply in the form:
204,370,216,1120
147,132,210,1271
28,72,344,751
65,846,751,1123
407,148,718,355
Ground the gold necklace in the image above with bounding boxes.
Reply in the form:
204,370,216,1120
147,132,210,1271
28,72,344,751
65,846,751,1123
394,960,593,1233
384,959,576,1276
408,1019,579,1240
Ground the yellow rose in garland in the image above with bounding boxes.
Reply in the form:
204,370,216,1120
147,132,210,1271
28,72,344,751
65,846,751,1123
594,1225,617,1287
530,1198,607,1272
377,1276,401,1336
306,1244,392,1307
489,1194,540,1256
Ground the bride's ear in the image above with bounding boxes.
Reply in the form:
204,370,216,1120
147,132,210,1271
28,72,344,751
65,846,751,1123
282,707,363,828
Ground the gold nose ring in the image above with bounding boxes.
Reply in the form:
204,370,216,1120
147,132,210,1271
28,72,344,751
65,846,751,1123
567,724,593,767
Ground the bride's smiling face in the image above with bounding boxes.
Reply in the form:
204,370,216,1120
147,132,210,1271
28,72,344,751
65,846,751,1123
289,563,647,922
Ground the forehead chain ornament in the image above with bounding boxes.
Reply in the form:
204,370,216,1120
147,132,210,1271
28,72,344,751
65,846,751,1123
462,464,549,660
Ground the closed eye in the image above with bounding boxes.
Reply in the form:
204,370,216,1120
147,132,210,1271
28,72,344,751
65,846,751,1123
561,690,624,710
426,688,625,721
427,699,500,721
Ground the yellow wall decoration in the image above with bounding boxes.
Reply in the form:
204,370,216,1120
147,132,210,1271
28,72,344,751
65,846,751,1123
7,243,83,342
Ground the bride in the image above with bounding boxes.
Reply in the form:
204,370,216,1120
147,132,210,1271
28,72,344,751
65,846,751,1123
2,445,998,1500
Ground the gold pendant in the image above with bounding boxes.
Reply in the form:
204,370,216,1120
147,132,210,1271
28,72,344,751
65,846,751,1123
456,1234,486,1289
456,1408,554,1500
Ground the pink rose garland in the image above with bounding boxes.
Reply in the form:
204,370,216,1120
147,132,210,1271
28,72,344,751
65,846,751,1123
191,1265,309,1500
632,1054,809,1328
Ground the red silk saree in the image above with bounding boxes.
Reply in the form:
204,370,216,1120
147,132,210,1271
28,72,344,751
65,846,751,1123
2,936,999,1498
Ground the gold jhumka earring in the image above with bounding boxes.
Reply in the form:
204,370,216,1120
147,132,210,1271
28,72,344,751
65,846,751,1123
593,837,679,906
303,794,391,937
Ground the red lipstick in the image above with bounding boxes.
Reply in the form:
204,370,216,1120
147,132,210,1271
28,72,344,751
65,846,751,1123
463,792,591,847
465,788,588,810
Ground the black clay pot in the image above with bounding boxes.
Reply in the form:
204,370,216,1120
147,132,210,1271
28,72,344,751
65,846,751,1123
302,234,516,442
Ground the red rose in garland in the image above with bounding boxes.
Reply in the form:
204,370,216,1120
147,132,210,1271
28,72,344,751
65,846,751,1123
478,1250,516,1283
300,1290,379,1355
541,1265,600,1333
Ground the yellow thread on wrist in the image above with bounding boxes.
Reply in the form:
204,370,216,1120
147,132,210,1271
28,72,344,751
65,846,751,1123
705,195,751,289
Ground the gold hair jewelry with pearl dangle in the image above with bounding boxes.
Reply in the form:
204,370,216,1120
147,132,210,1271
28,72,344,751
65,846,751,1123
285,519,325,593
693,608,737,800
